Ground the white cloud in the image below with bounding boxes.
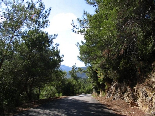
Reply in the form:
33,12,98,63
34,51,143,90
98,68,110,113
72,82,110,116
45,13,85,67
59,43,85,67
56,32,85,67
45,13,77,34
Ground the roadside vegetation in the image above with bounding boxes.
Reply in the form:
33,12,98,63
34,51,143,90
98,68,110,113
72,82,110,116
0,0,92,115
72,0,155,95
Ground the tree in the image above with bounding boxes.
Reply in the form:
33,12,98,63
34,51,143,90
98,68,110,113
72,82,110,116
115,0,155,84
69,64,79,80
62,64,93,95
0,0,63,114
0,0,51,69
20,29,62,100
73,0,155,93
0,29,62,113
72,0,118,93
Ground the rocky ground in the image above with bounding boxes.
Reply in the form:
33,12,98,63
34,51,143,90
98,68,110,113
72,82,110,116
95,96,149,116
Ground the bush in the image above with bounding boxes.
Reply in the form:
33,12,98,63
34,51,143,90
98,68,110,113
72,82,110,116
40,85,57,99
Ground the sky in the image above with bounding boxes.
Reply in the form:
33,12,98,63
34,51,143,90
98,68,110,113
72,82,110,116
42,0,95,67
0,0,95,67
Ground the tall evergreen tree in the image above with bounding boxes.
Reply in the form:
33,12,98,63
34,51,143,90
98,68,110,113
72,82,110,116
0,0,63,114
73,0,155,92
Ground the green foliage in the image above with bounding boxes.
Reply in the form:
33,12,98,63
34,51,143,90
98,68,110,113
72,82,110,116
61,77,93,96
62,64,93,95
78,78,93,94
72,0,155,93
69,64,79,80
0,0,63,114
40,85,57,99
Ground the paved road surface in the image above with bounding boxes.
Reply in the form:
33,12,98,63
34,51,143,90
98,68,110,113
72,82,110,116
15,94,121,116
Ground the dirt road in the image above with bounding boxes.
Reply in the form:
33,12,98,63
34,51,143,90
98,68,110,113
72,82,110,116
15,94,121,116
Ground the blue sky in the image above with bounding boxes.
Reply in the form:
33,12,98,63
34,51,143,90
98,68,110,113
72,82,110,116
42,0,95,67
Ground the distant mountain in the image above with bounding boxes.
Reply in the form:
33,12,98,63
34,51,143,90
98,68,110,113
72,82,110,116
60,65,72,72
60,65,87,78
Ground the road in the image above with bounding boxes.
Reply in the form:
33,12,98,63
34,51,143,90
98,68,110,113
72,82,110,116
15,94,121,116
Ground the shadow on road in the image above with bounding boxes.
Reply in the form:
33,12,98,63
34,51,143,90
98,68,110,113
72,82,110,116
15,97,123,116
